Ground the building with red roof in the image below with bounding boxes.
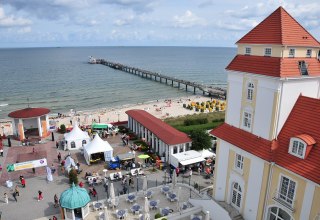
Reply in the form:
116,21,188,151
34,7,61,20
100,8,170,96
8,107,51,141
126,109,193,166
210,7,320,220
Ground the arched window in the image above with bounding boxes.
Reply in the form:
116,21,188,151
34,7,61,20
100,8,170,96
231,182,242,209
82,140,87,146
173,146,178,154
268,206,292,220
71,141,76,148
247,82,254,101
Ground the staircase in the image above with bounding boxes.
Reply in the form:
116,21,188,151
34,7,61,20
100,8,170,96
218,201,244,220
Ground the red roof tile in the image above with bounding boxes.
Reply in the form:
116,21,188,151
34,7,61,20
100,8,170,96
126,109,191,145
210,123,272,161
295,134,316,146
8,108,50,119
276,96,320,184
226,55,320,78
237,7,320,47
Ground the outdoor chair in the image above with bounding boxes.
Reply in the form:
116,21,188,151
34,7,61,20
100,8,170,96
138,214,144,220
99,212,105,220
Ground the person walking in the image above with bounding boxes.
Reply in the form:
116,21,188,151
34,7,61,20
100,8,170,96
38,190,43,201
4,193,8,204
12,192,17,202
92,187,97,197
54,194,59,208
58,152,61,163
15,185,20,196
21,177,26,188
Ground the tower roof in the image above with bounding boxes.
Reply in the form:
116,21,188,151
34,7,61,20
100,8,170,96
59,183,91,209
237,7,320,47
8,107,50,119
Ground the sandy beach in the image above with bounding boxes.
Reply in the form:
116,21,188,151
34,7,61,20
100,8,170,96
0,95,225,135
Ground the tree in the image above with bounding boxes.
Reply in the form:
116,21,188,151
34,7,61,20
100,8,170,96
69,168,78,185
60,124,66,133
190,129,212,151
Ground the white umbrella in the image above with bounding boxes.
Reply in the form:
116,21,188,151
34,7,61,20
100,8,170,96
46,166,53,182
172,170,177,188
205,211,210,220
144,196,150,220
110,183,116,209
176,186,181,211
143,176,147,193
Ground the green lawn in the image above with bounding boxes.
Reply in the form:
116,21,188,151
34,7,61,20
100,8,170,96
164,111,225,134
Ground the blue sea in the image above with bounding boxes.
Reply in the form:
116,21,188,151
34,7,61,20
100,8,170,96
0,47,236,119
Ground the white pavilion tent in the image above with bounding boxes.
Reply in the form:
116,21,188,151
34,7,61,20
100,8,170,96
83,134,113,165
63,123,90,151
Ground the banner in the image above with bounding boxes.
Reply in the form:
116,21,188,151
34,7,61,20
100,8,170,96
7,158,48,172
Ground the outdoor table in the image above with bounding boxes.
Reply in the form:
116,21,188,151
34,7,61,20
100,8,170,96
103,169,108,176
117,210,126,219
146,191,152,198
128,194,135,201
162,186,170,193
161,208,170,216
169,193,176,200
132,204,141,212
94,202,103,210
192,217,201,220
149,200,157,209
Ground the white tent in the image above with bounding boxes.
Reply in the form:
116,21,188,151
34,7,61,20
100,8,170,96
63,122,90,151
83,134,113,165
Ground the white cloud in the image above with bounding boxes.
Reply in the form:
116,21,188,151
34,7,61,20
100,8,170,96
173,10,207,28
17,26,31,33
0,7,32,27
114,15,135,26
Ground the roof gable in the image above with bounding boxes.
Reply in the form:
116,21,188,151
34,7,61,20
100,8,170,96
237,7,320,47
276,96,320,184
126,109,191,145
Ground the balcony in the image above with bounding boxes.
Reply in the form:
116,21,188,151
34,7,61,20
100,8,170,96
272,191,296,212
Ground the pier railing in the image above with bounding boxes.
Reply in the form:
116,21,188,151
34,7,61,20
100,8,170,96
95,58,227,99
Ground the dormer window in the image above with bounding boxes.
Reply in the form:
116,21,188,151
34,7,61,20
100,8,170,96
298,61,308,76
289,48,295,58
245,47,251,55
264,48,272,56
289,137,306,158
306,49,312,58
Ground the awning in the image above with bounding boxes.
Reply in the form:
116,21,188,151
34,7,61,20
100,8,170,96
92,123,108,129
180,157,205,166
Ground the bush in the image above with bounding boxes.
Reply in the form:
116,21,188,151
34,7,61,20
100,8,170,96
69,168,78,185
60,124,66,133
155,213,162,219
194,182,199,189
183,103,186,108
118,126,128,133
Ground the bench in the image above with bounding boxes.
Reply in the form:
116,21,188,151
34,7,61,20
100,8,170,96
87,176,103,185
130,168,144,176
110,171,123,181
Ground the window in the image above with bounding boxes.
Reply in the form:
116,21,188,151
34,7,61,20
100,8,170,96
82,140,87,146
231,182,242,209
279,176,296,207
243,111,252,129
247,82,254,101
289,138,306,158
268,206,292,220
173,146,178,154
179,145,184,153
289,48,295,58
265,48,272,56
235,154,244,171
245,47,251,55
71,141,76,148
306,49,312,58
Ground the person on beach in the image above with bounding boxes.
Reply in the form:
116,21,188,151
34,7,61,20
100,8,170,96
12,191,17,202
21,177,26,188
4,193,8,204
38,190,43,201
58,152,61,163
15,185,20,196
54,194,59,208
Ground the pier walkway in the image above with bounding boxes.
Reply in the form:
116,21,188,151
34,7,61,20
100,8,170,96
95,59,227,99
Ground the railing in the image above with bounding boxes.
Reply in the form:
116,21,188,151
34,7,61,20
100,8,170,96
272,191,296,212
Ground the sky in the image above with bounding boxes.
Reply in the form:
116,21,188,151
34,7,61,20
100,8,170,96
0,0,319,48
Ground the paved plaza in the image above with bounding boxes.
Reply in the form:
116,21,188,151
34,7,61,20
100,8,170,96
0,133,213,220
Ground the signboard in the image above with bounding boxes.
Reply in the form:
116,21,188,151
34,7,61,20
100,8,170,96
6,158,47,172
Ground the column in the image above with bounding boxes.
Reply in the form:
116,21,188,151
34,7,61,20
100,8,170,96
37,117,42,137
45,115,49,131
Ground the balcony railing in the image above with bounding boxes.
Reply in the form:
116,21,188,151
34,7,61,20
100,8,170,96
272,191,296,212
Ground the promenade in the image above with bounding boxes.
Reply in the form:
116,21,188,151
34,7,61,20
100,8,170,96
0,133,213,220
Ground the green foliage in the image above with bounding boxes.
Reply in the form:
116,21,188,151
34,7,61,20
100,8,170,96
60,124,66,133
184,118,208,126
190,129,212,151
155,213,162,219
118,126,128,133
183,104,186,108
194,183,199,189
69,168,78,185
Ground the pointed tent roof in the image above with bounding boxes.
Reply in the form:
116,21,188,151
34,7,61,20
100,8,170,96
64,122,90,141
59,183,90,209
84,134,113,155
237,7,320,47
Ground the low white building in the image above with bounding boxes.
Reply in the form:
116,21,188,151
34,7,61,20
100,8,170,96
63,123,90,151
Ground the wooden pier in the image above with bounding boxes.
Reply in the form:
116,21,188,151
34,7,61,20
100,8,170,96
96,59,227,99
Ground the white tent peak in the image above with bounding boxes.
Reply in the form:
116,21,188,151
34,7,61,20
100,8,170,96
84,135,113,155
64,124,90,141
